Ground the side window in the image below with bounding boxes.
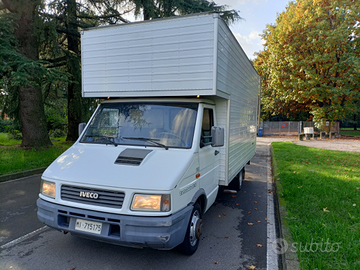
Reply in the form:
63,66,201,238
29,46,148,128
200,108,214,148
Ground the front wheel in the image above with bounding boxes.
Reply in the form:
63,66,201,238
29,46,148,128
178,203,202,255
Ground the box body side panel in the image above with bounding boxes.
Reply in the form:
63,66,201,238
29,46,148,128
216,20,259,185
81,15,216,97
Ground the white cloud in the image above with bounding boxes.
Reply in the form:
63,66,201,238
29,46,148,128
233,31,264,59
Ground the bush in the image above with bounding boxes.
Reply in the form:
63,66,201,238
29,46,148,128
0,119,13,133
5,125,22,140
45,103,67,131
45,103,68,138
49,128,67,138
0,119,22,140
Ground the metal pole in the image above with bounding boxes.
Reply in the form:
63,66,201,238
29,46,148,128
257,77,261,132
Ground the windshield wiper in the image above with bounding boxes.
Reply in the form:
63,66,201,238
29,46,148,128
104,137,120,147
123,137,169,150
84,135,120,147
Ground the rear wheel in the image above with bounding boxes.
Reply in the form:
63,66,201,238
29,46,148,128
229,168,245,191
178,203,202,255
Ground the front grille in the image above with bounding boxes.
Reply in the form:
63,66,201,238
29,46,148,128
61,185,125,209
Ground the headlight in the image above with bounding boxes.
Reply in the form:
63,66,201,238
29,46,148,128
131,194,171,212
40,180,56,199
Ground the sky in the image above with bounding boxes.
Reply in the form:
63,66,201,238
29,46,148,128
215,0,291,59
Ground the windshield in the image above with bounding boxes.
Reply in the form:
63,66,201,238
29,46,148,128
80,102,198,149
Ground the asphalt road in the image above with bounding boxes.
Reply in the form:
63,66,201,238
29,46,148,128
0,141,279,270
0,175,44,245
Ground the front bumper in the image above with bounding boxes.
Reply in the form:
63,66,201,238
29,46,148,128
37,198,192,250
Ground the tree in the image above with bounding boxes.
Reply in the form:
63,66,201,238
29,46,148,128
254,0,360,122
133,0,241,23
40,0,132,141
1,0,53,147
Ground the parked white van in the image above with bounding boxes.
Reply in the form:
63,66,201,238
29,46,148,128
37,12,260,255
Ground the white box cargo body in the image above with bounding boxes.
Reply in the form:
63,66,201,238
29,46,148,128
81,12,259,186
37,12,259,255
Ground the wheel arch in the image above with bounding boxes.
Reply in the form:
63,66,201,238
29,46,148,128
189,188,207,213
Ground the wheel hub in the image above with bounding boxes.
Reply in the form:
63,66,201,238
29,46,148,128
189,210,202,246
195,219,202,239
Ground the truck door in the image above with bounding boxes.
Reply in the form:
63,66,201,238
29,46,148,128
199,106,220,208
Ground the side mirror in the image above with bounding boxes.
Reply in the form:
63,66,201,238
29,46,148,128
78,123,87,137
211,126,224,147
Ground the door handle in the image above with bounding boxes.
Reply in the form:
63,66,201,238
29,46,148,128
215,150,220,156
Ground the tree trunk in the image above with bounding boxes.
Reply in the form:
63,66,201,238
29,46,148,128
65,0,82,141
66,67,82,141
4,0,52,147
142,0,152,20
354,114,358,131
19,85,51,147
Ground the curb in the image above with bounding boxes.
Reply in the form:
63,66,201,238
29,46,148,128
270,146,301,270
0,167,46,183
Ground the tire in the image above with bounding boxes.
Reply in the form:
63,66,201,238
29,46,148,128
178,203,202,255
229,168,245,191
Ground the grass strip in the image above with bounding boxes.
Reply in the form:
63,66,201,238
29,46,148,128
272,142,360,270
0,135,72,176
340,130,360,137
0,133,22,146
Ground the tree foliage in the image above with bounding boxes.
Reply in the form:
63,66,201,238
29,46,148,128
254,0,360,122
133,0,241,23
1,0,241,145
39,0,133,141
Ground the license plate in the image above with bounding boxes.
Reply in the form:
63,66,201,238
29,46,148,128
75,219,102,235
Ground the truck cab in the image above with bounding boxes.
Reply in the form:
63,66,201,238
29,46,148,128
38,98,223,254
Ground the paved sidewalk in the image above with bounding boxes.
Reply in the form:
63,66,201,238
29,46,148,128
294,139,360,152
258,136,360,152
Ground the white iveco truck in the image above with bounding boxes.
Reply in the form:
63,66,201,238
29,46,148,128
37,12,260,255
